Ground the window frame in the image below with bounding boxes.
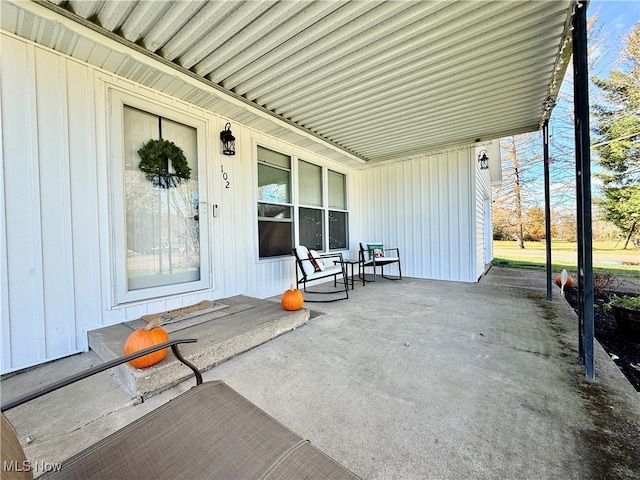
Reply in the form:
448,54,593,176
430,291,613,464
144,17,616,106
327,169,349,250
109,89,211,305
256,146,294,259
297,159,324,251
255,142,349,260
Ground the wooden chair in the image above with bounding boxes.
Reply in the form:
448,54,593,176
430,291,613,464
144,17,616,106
359,242,402,283
1,339,359,480
292,246,349,301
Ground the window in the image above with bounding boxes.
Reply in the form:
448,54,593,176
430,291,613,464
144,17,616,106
298,160,323,251
110,90,209,304
257,145,348,258
257,146,293,258
328,169,349,249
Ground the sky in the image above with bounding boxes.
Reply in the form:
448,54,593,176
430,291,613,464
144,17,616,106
523,1,639,212
587,0,639,78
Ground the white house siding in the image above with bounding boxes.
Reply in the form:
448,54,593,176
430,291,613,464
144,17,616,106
1,32,492,374
474,147,494,281
2,36,98,371
475,142,501,280
0,33,357,373
356,151,476,283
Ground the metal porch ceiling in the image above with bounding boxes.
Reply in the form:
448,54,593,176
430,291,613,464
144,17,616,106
2,0,577,166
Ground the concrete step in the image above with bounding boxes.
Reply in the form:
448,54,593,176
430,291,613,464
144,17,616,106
88,295,311,398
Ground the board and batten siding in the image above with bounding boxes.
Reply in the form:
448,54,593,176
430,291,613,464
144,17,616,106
2,36,100,371
474,144,499,280
2,32,491,374
356,150,476,282
0,33,357,373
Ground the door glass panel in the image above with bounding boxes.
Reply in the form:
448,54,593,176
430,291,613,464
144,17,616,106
123,106,200,291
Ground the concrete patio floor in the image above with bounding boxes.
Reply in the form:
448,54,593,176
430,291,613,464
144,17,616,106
2,267,639,479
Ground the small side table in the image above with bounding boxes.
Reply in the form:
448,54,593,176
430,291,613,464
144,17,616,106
337,259,361,290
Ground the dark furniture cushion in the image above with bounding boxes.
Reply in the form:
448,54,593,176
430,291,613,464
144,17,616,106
38,380,358,480
2,340,359,480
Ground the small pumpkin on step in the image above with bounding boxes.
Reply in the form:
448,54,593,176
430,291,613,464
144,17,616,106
124,319,170,368
281,284,304,311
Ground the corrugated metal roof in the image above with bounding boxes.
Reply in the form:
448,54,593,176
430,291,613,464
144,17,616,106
2,0,577,167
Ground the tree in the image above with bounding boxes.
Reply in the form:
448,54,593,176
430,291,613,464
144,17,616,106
547,12,607,215
592,22,640,248
599,185,640,246
493,134,541,248
492,13,625,246
525,205,551,240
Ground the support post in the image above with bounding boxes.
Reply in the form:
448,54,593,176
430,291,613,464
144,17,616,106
572,1,595,380
543,120,553,301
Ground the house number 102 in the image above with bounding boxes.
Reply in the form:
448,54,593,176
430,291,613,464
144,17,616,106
221,165,230,189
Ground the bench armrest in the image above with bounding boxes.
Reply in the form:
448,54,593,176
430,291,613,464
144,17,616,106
1,339,200,412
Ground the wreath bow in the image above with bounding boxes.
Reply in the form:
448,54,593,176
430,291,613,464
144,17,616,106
138,139,191,189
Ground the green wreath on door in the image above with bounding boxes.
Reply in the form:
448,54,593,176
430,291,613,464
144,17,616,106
138,139,191,189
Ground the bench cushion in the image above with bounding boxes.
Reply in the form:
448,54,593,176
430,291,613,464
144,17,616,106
295,246,316,277
39,381,358,480
362,256,400,266
1,413,30,480
305,264,343,281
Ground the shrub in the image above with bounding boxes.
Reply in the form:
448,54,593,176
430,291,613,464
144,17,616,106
611,294,640,310
593,273,614,295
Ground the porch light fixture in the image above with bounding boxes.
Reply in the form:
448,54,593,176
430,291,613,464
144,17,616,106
220,122,236,156
543,96,557,112
477,150,489,170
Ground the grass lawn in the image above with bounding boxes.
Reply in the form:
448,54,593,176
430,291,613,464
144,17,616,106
493,240,639,277
493,240,639,254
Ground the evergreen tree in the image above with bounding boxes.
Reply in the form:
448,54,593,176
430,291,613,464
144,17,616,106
592,23,640,248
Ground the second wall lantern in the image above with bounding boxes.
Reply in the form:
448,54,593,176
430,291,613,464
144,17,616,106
477,150,489,170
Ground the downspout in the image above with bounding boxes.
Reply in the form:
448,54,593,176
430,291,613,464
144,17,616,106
572,1,595,381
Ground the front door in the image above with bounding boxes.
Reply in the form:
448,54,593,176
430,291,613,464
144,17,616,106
111,90,210,304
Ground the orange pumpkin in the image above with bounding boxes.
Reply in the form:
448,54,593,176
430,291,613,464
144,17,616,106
124,320,169,368
281,284,304,311
555,274,573,288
